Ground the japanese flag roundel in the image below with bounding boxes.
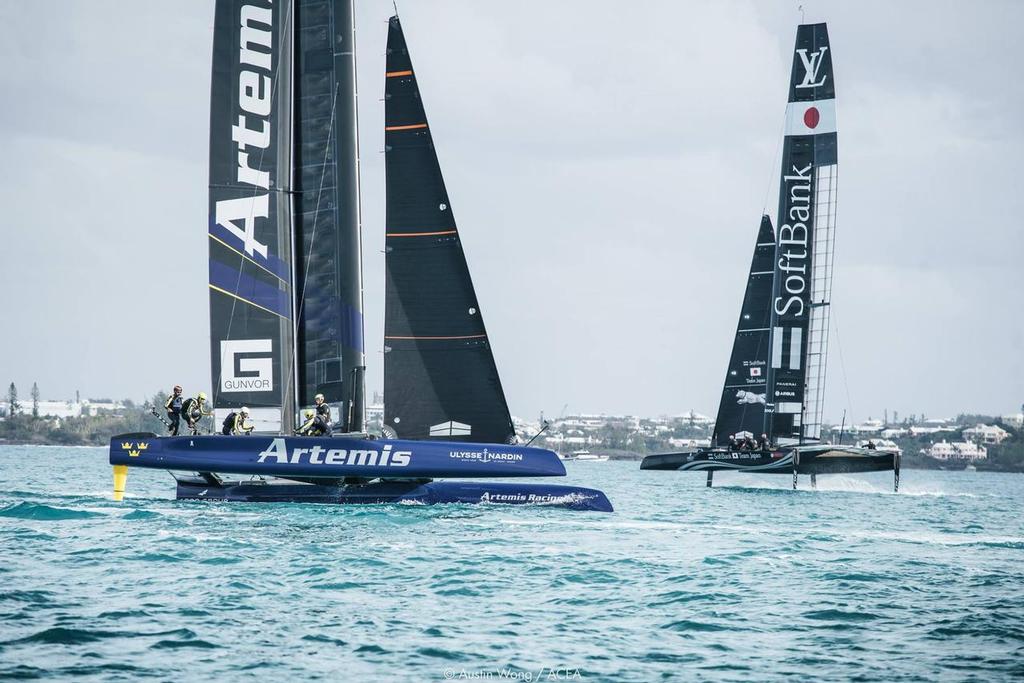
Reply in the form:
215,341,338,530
785,98,836,136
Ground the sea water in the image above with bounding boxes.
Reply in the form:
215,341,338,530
0,445,1021,681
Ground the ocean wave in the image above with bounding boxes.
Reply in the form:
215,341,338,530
0,501,104,521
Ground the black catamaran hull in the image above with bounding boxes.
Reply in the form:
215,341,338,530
174,476,613,512
640,445,897,476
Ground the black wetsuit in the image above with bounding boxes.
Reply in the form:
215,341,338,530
182,398,206,434
165,394,183,436
315,403,333,436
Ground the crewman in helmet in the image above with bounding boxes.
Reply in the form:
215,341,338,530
181,391,211,435
164,385,184,436
225,406,254,435
295,409,323,436
313,393,333,436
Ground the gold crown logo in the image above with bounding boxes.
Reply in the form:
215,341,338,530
128,449,140,457
121,442,133,450
137,443,149,451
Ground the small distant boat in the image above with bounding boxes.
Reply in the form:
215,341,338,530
640,22,898,491
562,450,610,463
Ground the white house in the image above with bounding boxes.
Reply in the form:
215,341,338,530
962,424,1010,445
925,440,987,460
1002,413,1023,429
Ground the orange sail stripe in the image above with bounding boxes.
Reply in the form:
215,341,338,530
386,230,457,238
385,334,487,341
386,70,413,77
385,123,427,131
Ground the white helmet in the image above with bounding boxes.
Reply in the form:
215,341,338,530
240,406,250,415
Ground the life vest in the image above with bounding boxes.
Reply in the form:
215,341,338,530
166,394,183,413
222,412,237,435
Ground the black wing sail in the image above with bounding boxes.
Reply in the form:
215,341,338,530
712,215,776,446
208,0,297,432
293,0,366,429
382,16,515,444
767,22,837,444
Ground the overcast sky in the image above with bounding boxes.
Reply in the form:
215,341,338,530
0,0,1021,424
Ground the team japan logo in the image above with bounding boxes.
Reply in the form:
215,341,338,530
220,339,273,392
795,46,829,89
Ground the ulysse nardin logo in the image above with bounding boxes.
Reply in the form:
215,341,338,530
257,438,411,467
215,2,275,258
430,420,471,437
449,448,523,463
795,46,828,89
221,339,273,392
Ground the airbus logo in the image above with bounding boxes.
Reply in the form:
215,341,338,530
795,46,828,89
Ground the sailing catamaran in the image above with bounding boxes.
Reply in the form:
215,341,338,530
108,1,612,512
640,22,899,491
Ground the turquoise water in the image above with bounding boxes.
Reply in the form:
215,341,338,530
0,446,1022,681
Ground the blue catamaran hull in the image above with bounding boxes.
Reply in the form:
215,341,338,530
110,433,613,512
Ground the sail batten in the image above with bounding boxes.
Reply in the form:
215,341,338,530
382,16,515,445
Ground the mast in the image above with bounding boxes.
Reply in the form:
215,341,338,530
381,16,516,445
711,215,776,446
765,22,837,444
208,0,297,433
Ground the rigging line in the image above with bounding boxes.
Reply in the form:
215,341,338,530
760,98,788,217
830,308,854,430
216,0,295,407
285,80,342,406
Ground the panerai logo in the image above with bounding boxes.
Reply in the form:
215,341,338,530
257,438,411,467
221,339,273,392
215,2,275,258
795,46,829,89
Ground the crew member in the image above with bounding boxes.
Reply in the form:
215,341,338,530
221,406,254,435
296,409,325,436
757,433,770,451
313,394,333,436
165,385,184,436
728,434,737,451
181,392,211,435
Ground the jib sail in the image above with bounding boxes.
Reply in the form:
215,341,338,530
712,215,776,446
766,22,837,443
382,16,515,444
293,0,365,430
208,0,297,432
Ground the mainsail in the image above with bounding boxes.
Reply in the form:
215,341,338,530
382,16,515,444
712,215,776,446
208,0,297,432
208,0,364,432
766,22,837,443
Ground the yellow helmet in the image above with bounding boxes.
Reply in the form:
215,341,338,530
304,409,315,418
197,392,207,402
